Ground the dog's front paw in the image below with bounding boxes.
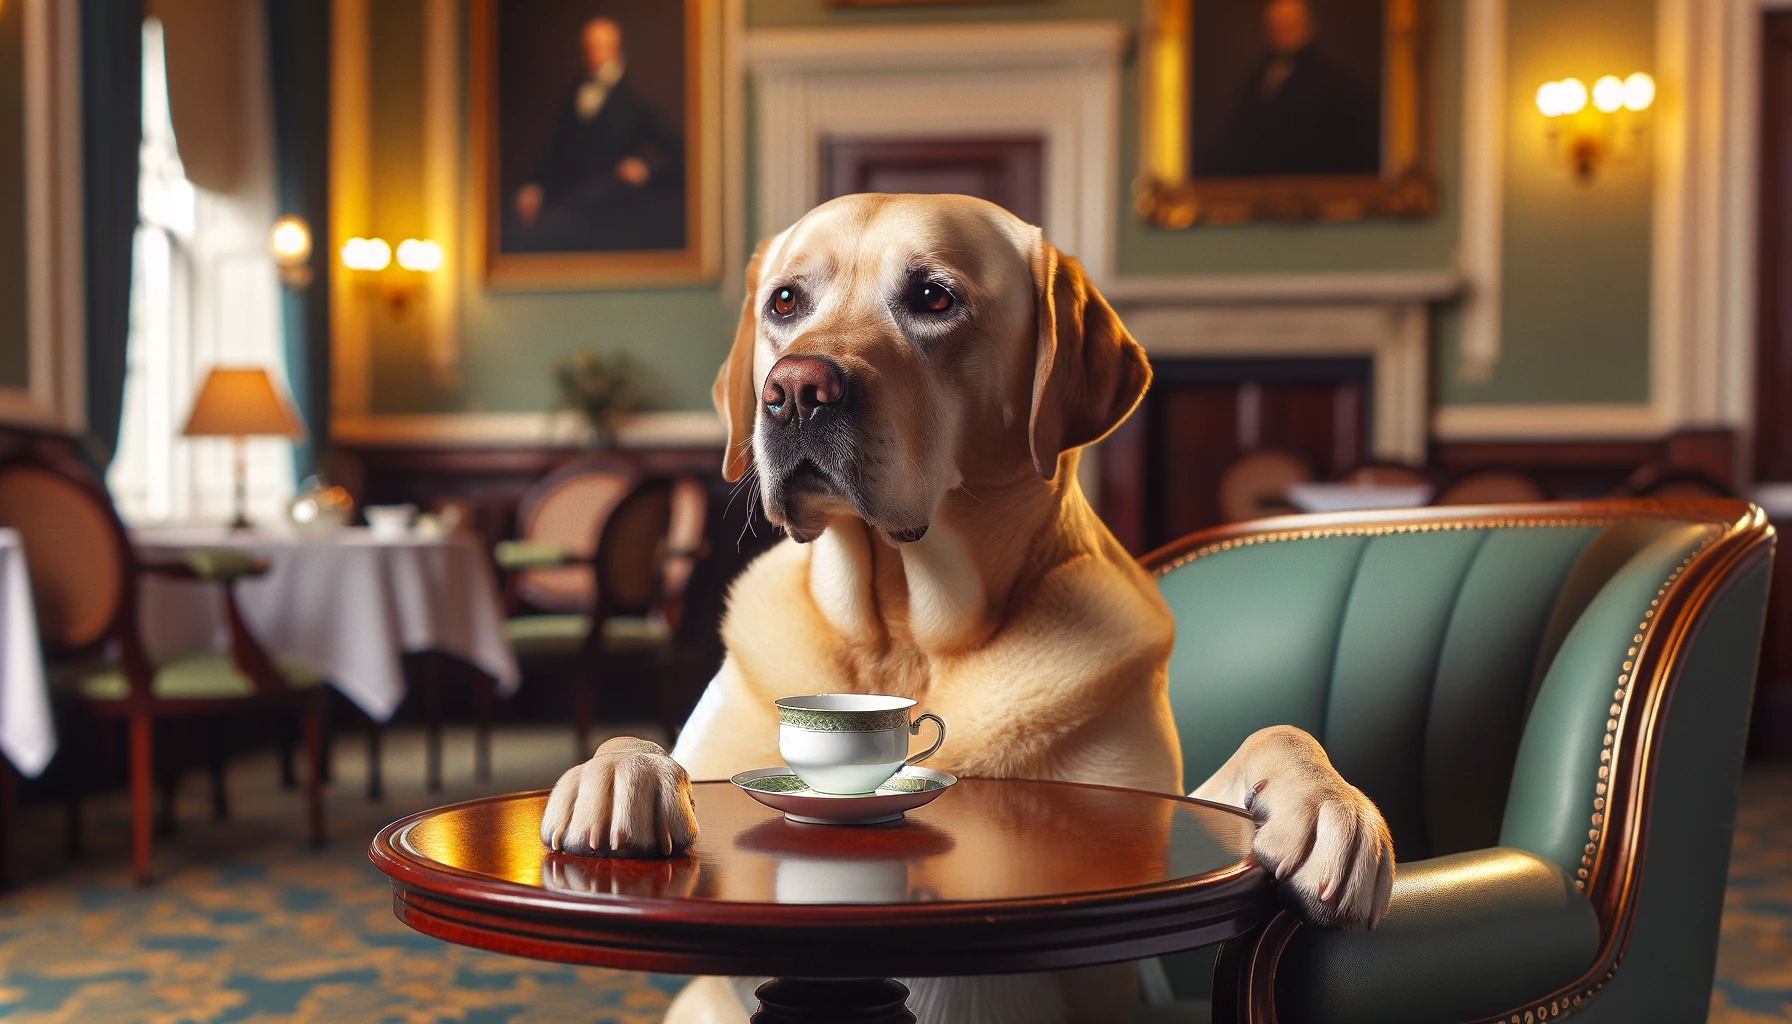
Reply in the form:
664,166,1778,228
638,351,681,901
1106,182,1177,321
540,736,698,858
1249,768,1393,930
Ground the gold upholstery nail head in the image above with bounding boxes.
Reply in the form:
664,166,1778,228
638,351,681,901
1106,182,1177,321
1599,763,1609,776
1607,718,1618,731
1589,828,1600,839
1578,867,1588,878
1623,660,1633,670
1603,733,1614,746
1595,797,1605,810
1592,812,1603,825
1596,782,1606,795
1628,646,1637,655
1610,703,1622,716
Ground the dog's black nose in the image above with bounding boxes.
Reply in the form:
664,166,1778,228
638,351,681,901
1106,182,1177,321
762,355,845,426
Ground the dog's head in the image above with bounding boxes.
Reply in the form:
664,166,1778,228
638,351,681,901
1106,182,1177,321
714,193,1149,544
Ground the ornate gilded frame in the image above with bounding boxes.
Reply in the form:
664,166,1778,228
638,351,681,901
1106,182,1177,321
468,0,722,289
1134,0,1438,227
1142,499,1776,1023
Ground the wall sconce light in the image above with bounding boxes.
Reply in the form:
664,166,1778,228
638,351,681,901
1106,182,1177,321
340,236,442,311
1536,72,1655,181
269,215,313,289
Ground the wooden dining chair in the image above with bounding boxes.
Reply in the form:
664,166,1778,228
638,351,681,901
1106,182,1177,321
499,476,691,755
0,450,330,884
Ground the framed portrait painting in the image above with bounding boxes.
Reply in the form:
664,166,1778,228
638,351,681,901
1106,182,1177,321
470,0,721,288
1135,0,1437,227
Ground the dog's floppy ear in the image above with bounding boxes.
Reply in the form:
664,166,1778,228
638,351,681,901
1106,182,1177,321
714,239,772,482
1027,235,1151,480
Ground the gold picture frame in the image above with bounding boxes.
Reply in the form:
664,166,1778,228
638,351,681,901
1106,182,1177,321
1135,0,1437,228
469,0,721,289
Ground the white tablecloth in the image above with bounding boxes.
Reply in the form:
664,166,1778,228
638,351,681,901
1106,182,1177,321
133,525,519,722
0,529,54,776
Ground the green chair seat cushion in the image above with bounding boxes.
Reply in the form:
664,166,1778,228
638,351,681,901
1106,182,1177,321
60,652,328,701
494,540,572,570
504,614,671,657
1273,847,1599,1024
181,548,262,579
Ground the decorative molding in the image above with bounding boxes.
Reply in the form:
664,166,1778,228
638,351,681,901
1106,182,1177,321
1122,302,1429,463
1456,0,1505,384
331,411,727,449
1651,0,1753,436
721,0,748,308
1103,270,1463,305
21,0,84,432
1432,403,1670,440
421,0,462,384
329,0,372,420
744,21,1128,281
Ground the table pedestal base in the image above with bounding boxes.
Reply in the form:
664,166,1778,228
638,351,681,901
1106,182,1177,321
751,978,915,1023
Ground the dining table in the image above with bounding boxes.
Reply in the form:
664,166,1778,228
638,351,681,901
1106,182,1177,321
131,524,520,725
371,778,1277,1023
0,528,53,779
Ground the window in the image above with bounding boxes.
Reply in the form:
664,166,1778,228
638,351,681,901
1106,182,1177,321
108,17,293,524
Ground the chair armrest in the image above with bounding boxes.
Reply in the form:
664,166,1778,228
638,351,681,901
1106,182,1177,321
494,540,584,570
1273,847,1598,1024
141,549,269,581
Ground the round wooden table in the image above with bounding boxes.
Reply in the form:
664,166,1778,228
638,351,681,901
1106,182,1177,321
370,778,1273,1022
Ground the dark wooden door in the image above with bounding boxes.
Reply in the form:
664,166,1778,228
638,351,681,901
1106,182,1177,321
821,137,1044,225
1759,14,1792,481
1755,13,1792,758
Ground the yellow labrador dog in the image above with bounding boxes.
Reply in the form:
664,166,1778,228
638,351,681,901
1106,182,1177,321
539,193,1394,1023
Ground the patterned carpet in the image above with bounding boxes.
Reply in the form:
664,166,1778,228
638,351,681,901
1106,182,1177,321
1711,767,1792,1023
0,726,1784,1022
0,725,688,1024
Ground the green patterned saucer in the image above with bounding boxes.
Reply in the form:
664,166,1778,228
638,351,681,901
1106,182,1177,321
731,766,957,825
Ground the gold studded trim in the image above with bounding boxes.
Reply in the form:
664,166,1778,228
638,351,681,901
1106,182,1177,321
1147,515,1619,578
1574,532,1719,895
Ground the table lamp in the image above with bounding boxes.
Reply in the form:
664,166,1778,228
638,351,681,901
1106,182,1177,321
181,366,307,529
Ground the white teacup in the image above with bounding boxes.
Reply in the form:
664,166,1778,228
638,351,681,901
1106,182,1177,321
775,694,946,796
364,503,418,539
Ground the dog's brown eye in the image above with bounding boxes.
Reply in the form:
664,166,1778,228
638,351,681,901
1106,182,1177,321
771,287,798,317
914,282,953,313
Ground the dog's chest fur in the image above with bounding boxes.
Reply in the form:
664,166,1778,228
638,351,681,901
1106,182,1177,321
715,516,1179,787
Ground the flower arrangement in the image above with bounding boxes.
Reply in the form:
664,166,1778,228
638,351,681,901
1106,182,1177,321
551,350,657,447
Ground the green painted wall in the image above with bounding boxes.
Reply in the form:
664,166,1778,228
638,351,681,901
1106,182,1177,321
361,0,1657,417
0,0,25,392
1469,0,1654,405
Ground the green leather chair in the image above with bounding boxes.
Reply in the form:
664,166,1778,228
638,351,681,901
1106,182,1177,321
1137,499,1774,1024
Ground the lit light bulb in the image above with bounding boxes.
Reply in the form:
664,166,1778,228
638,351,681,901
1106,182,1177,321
269,215,311,265
1622,72,1655,112
1536,81,1562,117
396,238,445,272
341,237,392,272
1592,75,1624,114
1557,77,1588,115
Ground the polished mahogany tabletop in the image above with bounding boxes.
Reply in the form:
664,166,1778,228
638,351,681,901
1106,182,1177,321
370,778,1272,980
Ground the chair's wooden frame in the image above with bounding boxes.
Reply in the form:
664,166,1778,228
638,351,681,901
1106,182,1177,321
1140,498,1775,1024
0,448,329,885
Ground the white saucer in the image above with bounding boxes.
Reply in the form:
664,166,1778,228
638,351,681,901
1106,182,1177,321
730,766,957,825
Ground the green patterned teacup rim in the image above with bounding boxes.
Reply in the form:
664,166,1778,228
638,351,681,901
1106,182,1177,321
775,695,915,733
739,772,946,796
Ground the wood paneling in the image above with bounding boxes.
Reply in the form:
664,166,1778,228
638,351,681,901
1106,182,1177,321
1758,14,1792,481
1102,358,1372,553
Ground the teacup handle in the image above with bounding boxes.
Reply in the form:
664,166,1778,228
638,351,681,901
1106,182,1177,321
906,713,946,766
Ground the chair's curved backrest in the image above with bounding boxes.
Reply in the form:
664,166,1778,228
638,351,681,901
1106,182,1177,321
594,477,676,617
1145,499,1773,1020
514,455,637,612
660,476,709,605
0,455,134,655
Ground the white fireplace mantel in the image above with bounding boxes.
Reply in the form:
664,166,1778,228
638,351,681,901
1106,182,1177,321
1118,301,1431,464
744,21,1128,281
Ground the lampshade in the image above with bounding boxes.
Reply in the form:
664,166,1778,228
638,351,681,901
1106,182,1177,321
181,367,307,439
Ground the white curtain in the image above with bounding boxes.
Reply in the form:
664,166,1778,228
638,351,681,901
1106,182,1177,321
108,13,294,525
